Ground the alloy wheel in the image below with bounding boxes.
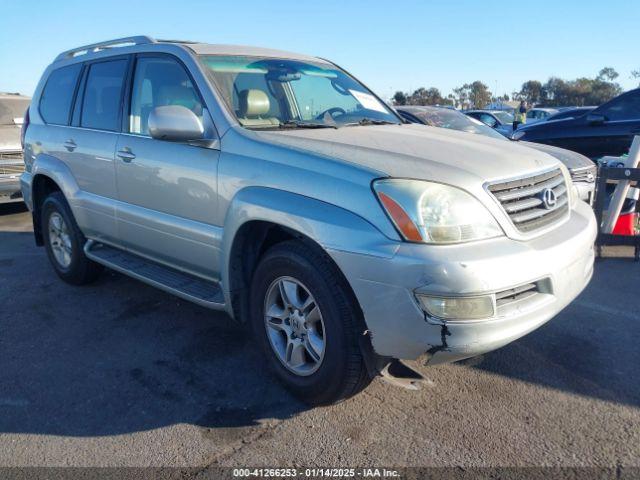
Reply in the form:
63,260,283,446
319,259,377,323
48,212,73,268
263,276,326,376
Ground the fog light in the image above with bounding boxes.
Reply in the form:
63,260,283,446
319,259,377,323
417,294,495,320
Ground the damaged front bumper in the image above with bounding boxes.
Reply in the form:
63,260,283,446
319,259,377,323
328,200,596,365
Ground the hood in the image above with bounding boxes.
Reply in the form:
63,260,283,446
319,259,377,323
521,141,593,170
0,125,21,152
254,124,559,184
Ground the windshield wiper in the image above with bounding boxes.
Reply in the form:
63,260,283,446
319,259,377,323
343,118,398,127
278,120,337,129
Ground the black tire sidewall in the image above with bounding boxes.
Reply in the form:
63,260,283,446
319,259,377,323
41,193,86,281
250,244,354,402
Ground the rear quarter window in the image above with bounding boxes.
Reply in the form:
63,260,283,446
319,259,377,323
39,63,82,125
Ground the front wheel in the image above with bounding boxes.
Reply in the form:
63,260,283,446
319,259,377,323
250,240,370,405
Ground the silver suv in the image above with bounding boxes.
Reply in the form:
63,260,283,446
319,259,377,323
21,36,596,404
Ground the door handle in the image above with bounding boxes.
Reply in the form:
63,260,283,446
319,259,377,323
63,139,77,152
117,148,136,163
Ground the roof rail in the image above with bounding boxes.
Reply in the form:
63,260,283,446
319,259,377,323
54,36,156,62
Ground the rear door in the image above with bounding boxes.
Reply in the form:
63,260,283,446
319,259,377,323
114,53,221,279
66,57,130,243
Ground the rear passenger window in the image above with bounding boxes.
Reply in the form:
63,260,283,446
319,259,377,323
81,59,128,131
39,64,82,125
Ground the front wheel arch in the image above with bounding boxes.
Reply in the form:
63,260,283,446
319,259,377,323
226,220,385,380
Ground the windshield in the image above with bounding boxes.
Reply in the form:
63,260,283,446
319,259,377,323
200,56,400,129
410,108,506,141
493,111,514,124
0,97,30,125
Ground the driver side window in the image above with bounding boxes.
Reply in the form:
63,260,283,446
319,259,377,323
129,56,203,135
599,92,640,122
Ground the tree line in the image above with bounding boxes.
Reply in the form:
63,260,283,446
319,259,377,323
392,67,634,109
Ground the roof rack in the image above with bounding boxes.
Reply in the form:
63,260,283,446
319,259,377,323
54,36,156,62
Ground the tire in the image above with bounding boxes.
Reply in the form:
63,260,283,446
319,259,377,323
250,239,370,405
41,191,103,285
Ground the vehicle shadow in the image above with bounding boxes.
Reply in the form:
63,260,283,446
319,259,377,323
0,229,308,437
0,202,28,216
2,219,639,437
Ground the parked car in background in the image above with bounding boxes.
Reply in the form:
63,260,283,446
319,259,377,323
396,105,596,202
397,105,506,140
0,93,30,204
513,89,640,159
22,36,596,405
464,109,514,137
546,107,595,122
526,108,559,124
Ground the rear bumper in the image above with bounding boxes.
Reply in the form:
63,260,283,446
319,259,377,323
329,201,597,363
19,171,33,210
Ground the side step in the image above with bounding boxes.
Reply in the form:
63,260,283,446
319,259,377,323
84,241,225,310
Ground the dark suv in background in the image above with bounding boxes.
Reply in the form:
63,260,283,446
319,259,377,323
513,88,640,159
0,93,30,204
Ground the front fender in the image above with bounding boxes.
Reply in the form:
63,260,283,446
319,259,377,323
220,187,399,312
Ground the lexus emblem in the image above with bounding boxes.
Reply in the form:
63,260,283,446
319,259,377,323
540,188,557,209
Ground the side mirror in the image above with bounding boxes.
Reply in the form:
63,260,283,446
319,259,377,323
586,113,606,126
148,105,204,142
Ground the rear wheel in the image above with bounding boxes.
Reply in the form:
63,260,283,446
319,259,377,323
41,192,103,285
250,240,370,405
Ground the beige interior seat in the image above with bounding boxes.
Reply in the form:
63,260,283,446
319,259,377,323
237,89,280,126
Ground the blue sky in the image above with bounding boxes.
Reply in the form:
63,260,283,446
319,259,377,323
2,0,638,100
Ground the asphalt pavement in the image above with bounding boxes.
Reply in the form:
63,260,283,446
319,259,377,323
0,202,639,472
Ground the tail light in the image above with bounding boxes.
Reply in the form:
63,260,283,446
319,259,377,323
20,107,30,150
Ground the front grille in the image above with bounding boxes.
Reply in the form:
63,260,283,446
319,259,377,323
488,168,569,233
0,151,24,176
0,151,23,161
570,165,596,183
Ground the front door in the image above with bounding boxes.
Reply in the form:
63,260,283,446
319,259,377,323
114,54,221,279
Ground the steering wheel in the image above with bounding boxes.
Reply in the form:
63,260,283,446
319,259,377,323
316,107,346,120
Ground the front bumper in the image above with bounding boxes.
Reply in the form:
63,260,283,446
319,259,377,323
0,176,23,204
329,200,596,364
574,181,595,205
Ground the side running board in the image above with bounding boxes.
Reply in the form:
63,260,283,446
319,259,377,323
84,241,225,310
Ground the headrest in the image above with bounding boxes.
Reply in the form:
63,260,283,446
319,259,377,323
238,89,270,117
157,85,200,111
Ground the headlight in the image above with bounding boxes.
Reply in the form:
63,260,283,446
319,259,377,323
559,165,578,209
511,130,526,141
373,179,503,244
